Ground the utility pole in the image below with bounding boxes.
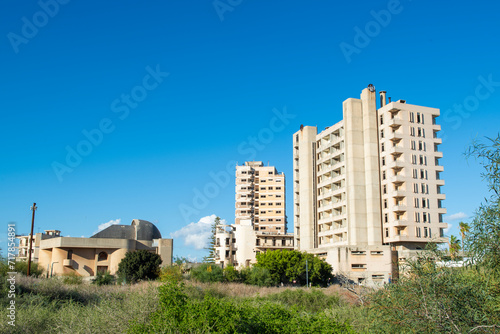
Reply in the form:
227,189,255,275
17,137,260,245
27,203,37,276
306,258,309,288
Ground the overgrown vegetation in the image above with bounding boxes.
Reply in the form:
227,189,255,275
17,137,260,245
128,280,355,334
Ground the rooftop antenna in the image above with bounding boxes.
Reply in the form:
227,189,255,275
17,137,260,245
27,203,37,276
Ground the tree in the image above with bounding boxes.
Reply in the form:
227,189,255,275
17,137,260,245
255,250,333,286
117,250,162,283
190,263,224,283
465,134,500,274
458,221,469,252
203,216,220,263
448,235,461,260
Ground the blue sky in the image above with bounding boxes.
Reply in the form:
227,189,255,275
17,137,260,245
1,0,499,260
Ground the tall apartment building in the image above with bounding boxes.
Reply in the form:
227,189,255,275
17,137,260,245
293,86,447,285
235,161,287,232
215,162,294,268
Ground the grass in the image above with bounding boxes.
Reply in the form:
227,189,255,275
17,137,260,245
0,275,368,333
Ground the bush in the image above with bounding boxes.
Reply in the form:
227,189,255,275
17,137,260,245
159,265,183,283
117,250,162,284
241,266,273,287
128,281,355,334
190,263,223,283
92,271,115,286
223,265,240,282
14,261,44,278
62,271,83,285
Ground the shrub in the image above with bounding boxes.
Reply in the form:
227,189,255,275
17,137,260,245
223,265,240,282
92,271,115,286
62,271,83,285
241,266,273,287
190,263,223,283
14,261,44,278
117,250,162,283
159,265,183,283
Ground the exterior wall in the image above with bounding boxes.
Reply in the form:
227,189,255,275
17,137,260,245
16,230,61,262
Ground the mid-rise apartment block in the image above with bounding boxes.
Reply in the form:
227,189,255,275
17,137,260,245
293,86,447,285
235,161,286,232
215,162,294,268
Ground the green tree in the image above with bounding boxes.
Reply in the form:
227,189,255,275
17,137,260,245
190,263,224,283
255,250,332,286
223,265,240,282
203,216,220,263
459,221,469,252
117,250,162,283
448,235,461,260
465,134,500,274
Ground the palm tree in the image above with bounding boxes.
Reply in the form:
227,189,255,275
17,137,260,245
459,221,469,254
448,235,461,260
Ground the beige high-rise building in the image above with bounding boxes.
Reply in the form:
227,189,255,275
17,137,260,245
214,162,293,268
293,85,447,285
235,161,286,233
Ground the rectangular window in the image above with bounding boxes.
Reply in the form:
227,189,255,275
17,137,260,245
424,227,428,237
423,212,428,223
413,169,418,179
409,112,415,123
382,157,386,166
416,227,421,238
417,113,421,123
384,213,388,223
412,154,417,164
382,171,386,180
415,212,420,222
414,183,419,193
381,129,384,138
410,127,415,136
380,115,384,125
422,114,425,124
418,127,422,137
414,198,419,208
384,199,388,209
411,140,416,150
383,185,387,194
381,143,385,152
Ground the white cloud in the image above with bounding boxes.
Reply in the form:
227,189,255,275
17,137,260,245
94,219,121,235
170,214,226,250
445,212,468,222
444,223,452,234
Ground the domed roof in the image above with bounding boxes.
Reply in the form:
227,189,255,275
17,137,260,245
131,219,162,240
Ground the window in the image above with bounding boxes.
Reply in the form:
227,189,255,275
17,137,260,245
419,155,424,165
415,212,420,222
382,157,386,166
385,228,389,237
412,154,417,164
276,210,282,213
414,198,419,208
413,169,418,179
416,227,421,238
67,250,73,260
268,171,273,175
409,112,415,123
382,171,386,180
276,187,282,190
413,183,419,193
384,199,388,209
410,127,415,136
351,264,366,269
98,252,108,261
417,127,422,137
411,140,416,150
383,185,387,194
384,213,388,223
423,212,428,223
422,198,427,208
424,227,429,238
380,115,384,125
421,114,425,124
417,113,421,123
381,129,384,138
381,143,385,152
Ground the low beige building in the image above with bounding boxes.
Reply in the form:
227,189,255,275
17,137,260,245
16,229,61,263
38,219,172,277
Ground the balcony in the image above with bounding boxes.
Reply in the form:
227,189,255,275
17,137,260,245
392,219,408,226
388,118,403,128
63,259,77,269
393,205,407,212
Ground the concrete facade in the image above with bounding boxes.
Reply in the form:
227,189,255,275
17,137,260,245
293,86,447,286
16,230,61,263
37,219,172,277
